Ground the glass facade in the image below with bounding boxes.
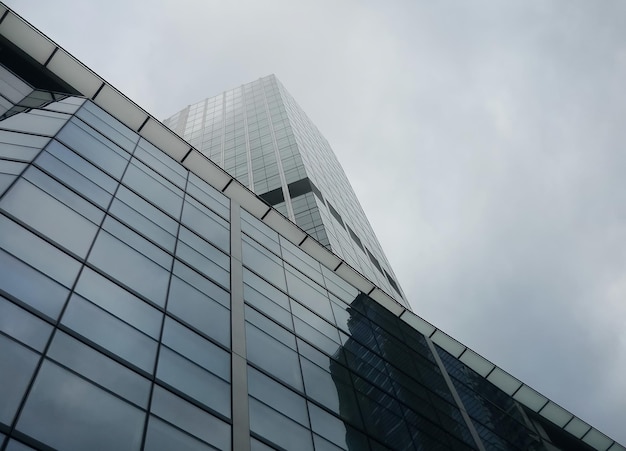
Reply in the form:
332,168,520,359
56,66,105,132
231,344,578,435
163,76,406,305
0,5,623,451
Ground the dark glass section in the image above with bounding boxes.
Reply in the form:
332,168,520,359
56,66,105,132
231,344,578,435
366,248,384,274
0,35,79,95
0,335,39,425
258,186,285,206
346,225,364,252
384,269,401,295
328,294,478,450
287,177,314,198
436,345,594,451
327,202,344,228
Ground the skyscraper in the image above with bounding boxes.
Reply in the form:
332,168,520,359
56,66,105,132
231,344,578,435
163,76,406,306
0,4,623,451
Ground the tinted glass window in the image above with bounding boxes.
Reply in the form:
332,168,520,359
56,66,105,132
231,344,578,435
88,229,170,307
56,119,129,178
157,347,230,417
0,214,81,288
0,297,52,351
167,274,230,347
74,267,162,338
249,397,313,451
0,335,39,425
61,295,158,373
245,321,302,391
144,416,214,451
150,386,231,451
47,331,151,407
162,317,230,380
1,178,98,257
17,360,144,451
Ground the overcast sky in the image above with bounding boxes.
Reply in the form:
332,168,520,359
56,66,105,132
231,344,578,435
7,0,626,444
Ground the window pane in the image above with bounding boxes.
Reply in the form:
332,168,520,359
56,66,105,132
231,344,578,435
110,188,177,252
33,144,115,208
61,295,158,373
0,173,15,195
162,317,230,381
308,403,352,450
0,249,69,319
243,283,292,331
0,109,68,136
250,437,276,451
285,268,333,323
123,161,183,218
245,322,302,391
144,416,214,451
1,178,98,257
16,360,144,451
56,119,129,178
134,139,187,189
242,236,286,291
150,386,231,451
0,296,52,351
176,227,229,288
181,197,229,252
187,172,230,219
248,366,308,426
301,357,357,421
76,101,138,152
23,166,104,224
157,347,230,417
167,274,230,347
48,331,151,407
101,216,172,268
241,210,280,255
0,160,26,176
243,268,289,312
0,335,39,425
281,237,323,285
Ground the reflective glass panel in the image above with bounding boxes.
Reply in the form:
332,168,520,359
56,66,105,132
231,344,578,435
157,346,230,417
0,296,52,351
150,386,231,451
74,267,162,338
162,317,230,381
88,229,170,307
0,335,39,425
1,178,98,257
167,272,230,347
56,119,129,178
17,360,144,451
48,331,151,407
245,321,302,391
0,214,81,288
249,397,313,451
0,249,69,319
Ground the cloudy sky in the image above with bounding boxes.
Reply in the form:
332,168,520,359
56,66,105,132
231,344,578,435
7,0,626,444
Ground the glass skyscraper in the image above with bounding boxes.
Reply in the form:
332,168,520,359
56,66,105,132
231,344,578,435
163,76,405,305
0,4,623,451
